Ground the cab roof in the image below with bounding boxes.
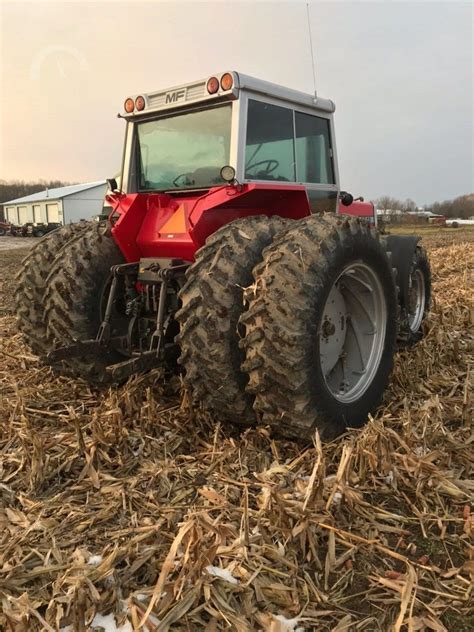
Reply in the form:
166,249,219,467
122,71,336,119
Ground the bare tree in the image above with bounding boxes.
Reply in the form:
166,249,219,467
375,196,402,214
401,198,417,213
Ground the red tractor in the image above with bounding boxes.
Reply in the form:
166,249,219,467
16,72,431,439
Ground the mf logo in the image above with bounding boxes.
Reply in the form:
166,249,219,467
165,88,186,104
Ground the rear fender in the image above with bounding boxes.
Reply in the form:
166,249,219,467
107,184,313,262
189,183,311,246
385,235,421,308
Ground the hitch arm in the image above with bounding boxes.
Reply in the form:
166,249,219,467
96,263,138,344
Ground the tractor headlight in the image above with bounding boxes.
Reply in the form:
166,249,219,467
220,165,236,183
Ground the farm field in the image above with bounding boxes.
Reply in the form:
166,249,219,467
0,227,473,631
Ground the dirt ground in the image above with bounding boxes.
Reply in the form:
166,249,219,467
0,242,32,316
0,227,472,631
0,236,32,252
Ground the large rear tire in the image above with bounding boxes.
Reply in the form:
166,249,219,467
43,223,124,380
176,215,288,424
15,222,91,356
240,215,398,440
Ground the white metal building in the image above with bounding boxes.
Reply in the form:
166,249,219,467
2,181,107,225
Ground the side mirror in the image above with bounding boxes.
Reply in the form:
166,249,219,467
340,191,354,206
107,178,118,192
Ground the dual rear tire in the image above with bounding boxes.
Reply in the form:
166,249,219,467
15,223,124,379
15,222,92,356
178,215,398,440
176,215,288,424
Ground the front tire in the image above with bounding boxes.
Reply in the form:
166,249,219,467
240,215,398,440
402,245,431,344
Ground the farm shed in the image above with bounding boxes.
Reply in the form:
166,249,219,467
2,181,107,225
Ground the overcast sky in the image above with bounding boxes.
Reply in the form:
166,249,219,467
0,1,472,205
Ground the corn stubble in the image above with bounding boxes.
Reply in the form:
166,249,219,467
0,231,472,631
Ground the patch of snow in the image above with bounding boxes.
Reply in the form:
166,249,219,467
274,614,305,631
134,593,147,602
89,613,132,632
205,565,239,584
88,554,103,566
61,612,134,632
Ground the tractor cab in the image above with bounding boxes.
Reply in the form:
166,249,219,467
119,71,338,196
109,72,342,262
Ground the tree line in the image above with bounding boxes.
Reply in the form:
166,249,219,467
374,193,474,219
0,179,76,205
423,193,474,219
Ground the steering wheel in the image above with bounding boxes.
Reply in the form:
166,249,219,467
173,173,195,187
245,159,279,175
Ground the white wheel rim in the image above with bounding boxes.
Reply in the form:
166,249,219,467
319,262,387,403
407,268,426,333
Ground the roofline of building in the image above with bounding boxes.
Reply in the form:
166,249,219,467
1,181,106,206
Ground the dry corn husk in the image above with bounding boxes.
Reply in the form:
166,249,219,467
0,230,473,631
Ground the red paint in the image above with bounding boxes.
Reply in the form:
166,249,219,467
427,216,446,226
110,183,312,262
338,200,376,222
109,184,375,264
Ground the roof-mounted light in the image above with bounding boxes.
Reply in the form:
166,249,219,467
206,76,219,94
220,72,233,91
135,96,145,111
124,98,135,113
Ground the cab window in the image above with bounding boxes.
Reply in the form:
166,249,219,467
245,100,295,181
245,99,334,185
295,112,334,184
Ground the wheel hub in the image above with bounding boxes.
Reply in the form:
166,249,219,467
320,284,347,376
407,268,426,333
319,263,387,404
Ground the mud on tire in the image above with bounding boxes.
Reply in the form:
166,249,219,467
176,215,288,424
43,223,124,380
15,222,91,356
240,214,398,441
